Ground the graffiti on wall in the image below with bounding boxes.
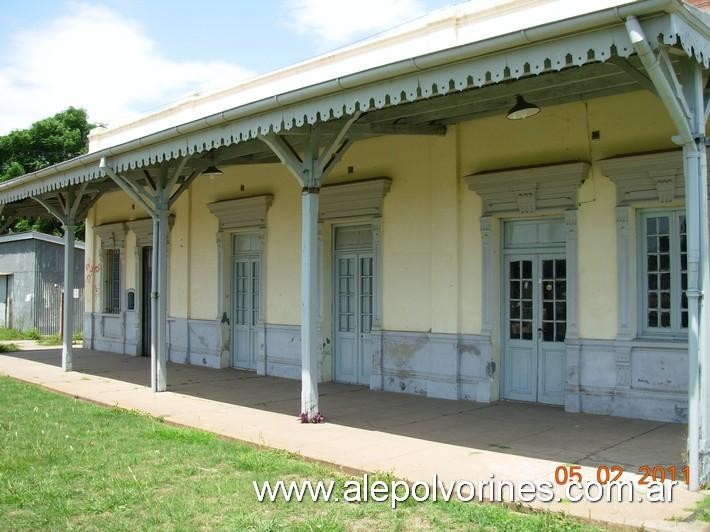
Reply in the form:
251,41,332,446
85,263,101,296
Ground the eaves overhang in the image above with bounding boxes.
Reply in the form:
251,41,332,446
0,0,708,205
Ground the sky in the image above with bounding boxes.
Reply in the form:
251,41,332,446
0,0,457,135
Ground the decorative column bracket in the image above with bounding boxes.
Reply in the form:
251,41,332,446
100,156,208,392
32,182,98,372
259,112,361,188
258,113,361,421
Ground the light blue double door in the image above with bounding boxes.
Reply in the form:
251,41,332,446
334,251,374,385
503,254,567,406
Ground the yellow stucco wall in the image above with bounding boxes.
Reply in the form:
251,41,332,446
455,92,675,339
85,89,678,340
84,209,95,313
187,164,301,322
86,190,149,313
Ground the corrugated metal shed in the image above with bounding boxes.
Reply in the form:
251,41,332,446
0,232,84,334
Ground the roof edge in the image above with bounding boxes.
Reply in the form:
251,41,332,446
0,231,85,249
0,0,703,203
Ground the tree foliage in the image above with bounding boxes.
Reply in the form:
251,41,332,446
0,107,93,238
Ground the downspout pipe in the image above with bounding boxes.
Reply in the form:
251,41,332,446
625,16,694,144
625,16,705,490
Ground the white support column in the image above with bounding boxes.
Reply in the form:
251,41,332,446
301,189,320,418
62,222,76,371
626,18,709,489
300,128,322,420
155,199,170,392
151,216,159,391
102,156,200,394
681,61,710,489
684,139,704,491
148,201,172,392
260,117,359,421
33,188,89,374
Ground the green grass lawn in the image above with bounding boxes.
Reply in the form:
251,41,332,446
0,327,39,341
0,376,602,531
696,495,710,522
36,334,61,346
0,327,82,347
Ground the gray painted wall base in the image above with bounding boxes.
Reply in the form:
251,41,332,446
167,318,226,369
565,338,688,423
264,324,327,380
375,331,494,402
84,312,139,356
84,313,688,423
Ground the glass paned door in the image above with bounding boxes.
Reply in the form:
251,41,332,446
334,252,374,385
503,255,566,405
232,256,260,370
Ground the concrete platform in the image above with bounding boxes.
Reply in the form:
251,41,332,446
0,347,707,531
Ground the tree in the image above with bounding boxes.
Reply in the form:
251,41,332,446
0,107,93,239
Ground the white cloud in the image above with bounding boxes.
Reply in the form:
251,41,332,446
0,2,253,134
283,0,426,47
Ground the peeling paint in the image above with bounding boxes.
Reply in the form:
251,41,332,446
386,335,428,367
457,342,480,356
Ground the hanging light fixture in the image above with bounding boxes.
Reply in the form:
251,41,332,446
201,151,223,176
201,164,223,176
506,95,540,120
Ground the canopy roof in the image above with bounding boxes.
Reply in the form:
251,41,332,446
0,0,708,213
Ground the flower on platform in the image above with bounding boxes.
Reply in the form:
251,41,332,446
298,412,326,423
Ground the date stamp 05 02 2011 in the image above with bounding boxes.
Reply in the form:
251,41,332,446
553,464,691,486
